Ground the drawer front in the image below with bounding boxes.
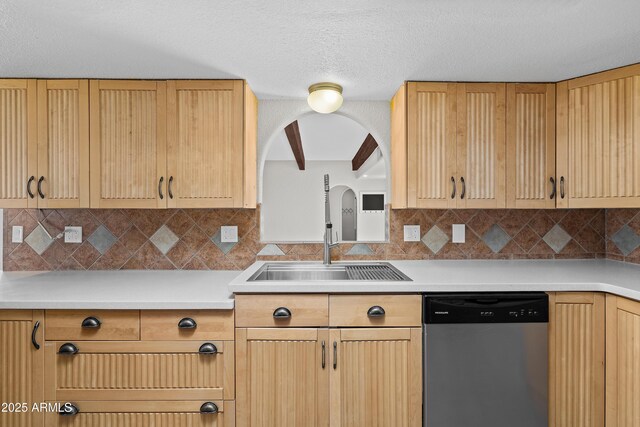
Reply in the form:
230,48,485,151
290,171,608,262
141,310,234,341
46,310,140,341
45,400,233,427
235,294,329,327
44,341,234,401
329,294,422,327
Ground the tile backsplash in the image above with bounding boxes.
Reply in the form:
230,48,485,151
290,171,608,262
3,206,626,271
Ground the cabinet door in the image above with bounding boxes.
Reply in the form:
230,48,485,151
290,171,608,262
456,83,506,208
0,80,37,208
506,84,556,208
606,294,640,426
167,80,245,208
37,80,89,208
89,80,167,208
236,328,329,427
0,310,44,427
557,64,640,208
548,293,605,427
406,82,457,208
329,328,422,427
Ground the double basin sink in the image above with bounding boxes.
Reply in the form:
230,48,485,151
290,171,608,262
248,262,412,282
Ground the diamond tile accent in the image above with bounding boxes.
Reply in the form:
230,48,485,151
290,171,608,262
422,226,449,254
543,224,572,254
345,244,374,255
87,225,117,255
24,226,54,255
257,244,285,256
482,224,511,253
611,225,640,256
211,230,237,255
149,225,179,255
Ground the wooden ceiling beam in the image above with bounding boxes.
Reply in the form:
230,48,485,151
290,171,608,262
352,133,379,171
284,120,305,170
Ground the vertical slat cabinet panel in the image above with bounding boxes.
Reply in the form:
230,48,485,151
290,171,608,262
329,328,422,427
236,328,329,427
506,84,556,208
89,80,167,208
606,295,640,427
456,83,506,208
391,84,408,208
37,80,89,208
0,310,44,427
167,80,244,208
548,293,605,427
0,80,37,208
406,82,457,208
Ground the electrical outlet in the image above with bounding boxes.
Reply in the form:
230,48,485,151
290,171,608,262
220,226,238,243
403,225,421,242
452,224,466,243
64,226,83,243
11,226,23,243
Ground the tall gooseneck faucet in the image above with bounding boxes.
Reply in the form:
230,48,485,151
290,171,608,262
323,174,339,265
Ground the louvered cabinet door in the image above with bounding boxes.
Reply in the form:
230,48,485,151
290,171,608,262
0,80,37,208
329,328,422,427
37,80,89,208
406,82,457,208
606,295,640,427
548,293,605,427
506,84,556,208
235,328,329,427
456,83,506,208
0,310,44,427
89,80,167,208
167,80,245,208
557,64,640,208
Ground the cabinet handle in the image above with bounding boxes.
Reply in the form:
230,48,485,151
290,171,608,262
560,176,565,199
367,305,386,317
450,176,456,199
198,342,218,355
178,317,197,329
273,307,292,319
37,176,45,199
168,176,174,199
58,343,79,355
200,402,219,414
333,341,337,370
460,177,466,199
549,177,557,200
321,340,326,369
158,176,164,200
81,316,101,329
59,403,79,416
31,320,40,350
27,176,35,199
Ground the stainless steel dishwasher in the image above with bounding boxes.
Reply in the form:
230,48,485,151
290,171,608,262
423,293,548,427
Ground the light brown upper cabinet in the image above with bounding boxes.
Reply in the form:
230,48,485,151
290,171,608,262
167,80,257,208
506,84,556,208
556,64,640,208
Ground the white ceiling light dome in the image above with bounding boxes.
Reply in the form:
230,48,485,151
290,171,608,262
307,83,343,114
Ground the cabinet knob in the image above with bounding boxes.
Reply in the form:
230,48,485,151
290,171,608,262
460,177,466,199
367,306,386,317
37,176,46,199
549,177,557,200
59,403,79,416
81,316,101,329
200,402,219,414
198,342,218,355
158,176,164,200
273,307,292,319
178,317,197,329
27,176,35,199
31,320,41,350
450,176,456,199
560,176,565,199
168,176,174,199
58,343,79,355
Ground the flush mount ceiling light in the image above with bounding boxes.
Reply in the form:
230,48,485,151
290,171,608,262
307,82,343,114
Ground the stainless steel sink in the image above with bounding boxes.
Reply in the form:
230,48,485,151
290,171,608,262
247,262,411,282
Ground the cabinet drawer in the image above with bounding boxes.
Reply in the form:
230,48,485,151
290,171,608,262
45,400,234,427
235,294,329,327
45,310,140,341
141,310,234,341
329,294,422,327
44,341,235,401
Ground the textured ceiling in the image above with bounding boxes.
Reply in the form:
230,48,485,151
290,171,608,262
1,0,640,99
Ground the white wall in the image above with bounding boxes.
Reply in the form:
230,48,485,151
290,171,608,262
262,161,386,242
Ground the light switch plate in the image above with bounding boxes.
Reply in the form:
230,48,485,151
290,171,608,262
11,226,23,243
452,224,466,243
403,225,421,242
64,226,83,243
220,226,238,243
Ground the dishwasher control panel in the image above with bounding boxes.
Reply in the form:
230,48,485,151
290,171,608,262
424,292,549,324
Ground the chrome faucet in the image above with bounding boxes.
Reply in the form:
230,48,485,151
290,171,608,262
323,174,339,265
